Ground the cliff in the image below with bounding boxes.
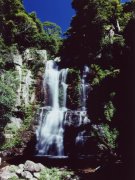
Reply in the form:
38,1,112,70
2,48,48,147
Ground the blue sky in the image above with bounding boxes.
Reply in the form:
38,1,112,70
23,0,75,33
23,0,130,33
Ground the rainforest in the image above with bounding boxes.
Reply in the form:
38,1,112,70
0,0,135,179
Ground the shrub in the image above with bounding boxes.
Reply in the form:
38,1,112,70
1,104,36,149
92,124,119,150
67,68,81,109
104,101,116,121
40,167,74,180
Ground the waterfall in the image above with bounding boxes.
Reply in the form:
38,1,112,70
36,61,91,157
75,66,91,149
59,68,68,109
80,65,90,111
36,60,68,156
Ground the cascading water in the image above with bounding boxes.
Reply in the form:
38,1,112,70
80,65,90,111
36,61,91,157
59,69,68,109
36,60,68,156
75,66,91,151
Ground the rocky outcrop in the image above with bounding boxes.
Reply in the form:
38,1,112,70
4,48,48,143
65,110,91,127
0,161,45,180
13,48,47,107
0,160,76,180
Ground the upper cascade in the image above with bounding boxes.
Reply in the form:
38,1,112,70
81,65,90,111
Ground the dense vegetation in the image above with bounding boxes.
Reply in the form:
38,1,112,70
0,0,135,176
59,0,135,161
0,0,62,55
0,0,62,146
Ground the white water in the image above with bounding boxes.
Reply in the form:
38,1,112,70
60,69,68,109
36,60,68,156
80,66,90,111
76,66,90,147
36,61,90,156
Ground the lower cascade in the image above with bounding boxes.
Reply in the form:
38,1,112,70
36,60,91,157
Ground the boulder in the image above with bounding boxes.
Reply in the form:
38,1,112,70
10,117,22,129
16,168,24,175
37,163,45,171
19,164,24,170
24,160,41,172
21,171,33,179
0,166,18,180
12,54,23,66
33,172,40,179
9,165,19,173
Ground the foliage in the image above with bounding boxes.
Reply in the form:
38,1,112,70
0,80,16,110
8,177,18,180
93,124,119,150
0,0,62,55
102,124,119,149
0,70,19,91
43,21,62,56
67,69,81,109
0,0,134,157
43,21,62,36
40,167,74,180
91,64,120,86
4,122,19,135
1,104,36,149
60,0,128,68
0,71,18,137
0,44,20,70
23,48,45,75
104,101,116,121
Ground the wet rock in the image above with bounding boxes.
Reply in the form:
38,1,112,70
0,166,18,180
21,171,33,179
65,110,91,127
9,165,19,173
54,57,61,62
37,163,45,171
33,172,40,178
24,160,41,172
10,117,22,128
12,53,23,66
16,168,24,175
0,157,2,165
19,164,24,170
0,166,10,173
0,172,18,180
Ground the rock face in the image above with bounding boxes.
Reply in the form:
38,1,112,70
3,48,48,144
13,48,47,107
23,49,47,62
65,110,90,127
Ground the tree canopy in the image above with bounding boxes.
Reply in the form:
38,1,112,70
59,0,133,68
0,0,62,56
